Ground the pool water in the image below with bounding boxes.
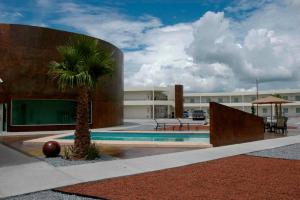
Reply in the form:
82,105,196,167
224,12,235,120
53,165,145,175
60,132,210,143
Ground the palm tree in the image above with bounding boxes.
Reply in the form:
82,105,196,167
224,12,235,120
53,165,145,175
49,35,113,159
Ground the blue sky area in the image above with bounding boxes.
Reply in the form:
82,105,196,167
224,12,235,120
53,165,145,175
3,1,227,22
0,0,299,92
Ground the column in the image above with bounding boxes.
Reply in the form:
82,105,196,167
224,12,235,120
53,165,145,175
152,87,155,119
242,95,245,111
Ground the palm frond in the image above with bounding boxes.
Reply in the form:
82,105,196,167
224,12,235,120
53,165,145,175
48,35,114,90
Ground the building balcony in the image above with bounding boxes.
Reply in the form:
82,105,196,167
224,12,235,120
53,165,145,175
124,100,174,106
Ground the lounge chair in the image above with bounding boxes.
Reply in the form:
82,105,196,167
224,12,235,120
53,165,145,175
177,118,206,131
154,118,180,131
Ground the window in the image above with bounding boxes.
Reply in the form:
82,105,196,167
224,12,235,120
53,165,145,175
296,96,300,101
296,108,300,113
282,96,288,100
218,98,223,103
233,97,239,103
11,99,91,125
251,97,256,101
283,108,288,114
190,98,195,103
263,108,268,113
206,98,211,103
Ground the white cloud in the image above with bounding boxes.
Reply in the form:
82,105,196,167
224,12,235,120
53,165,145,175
225,0,272,14
36,0,52,8
52,2,162,49
184,1,300,91
35,0,300,92
0,2,23,21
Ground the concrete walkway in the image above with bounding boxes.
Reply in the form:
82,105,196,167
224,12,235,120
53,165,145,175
0,143,81,198
0,144,39,167
1,135,300,198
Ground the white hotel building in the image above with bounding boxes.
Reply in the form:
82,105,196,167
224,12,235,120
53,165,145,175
124,85,181,119
124,86,300,119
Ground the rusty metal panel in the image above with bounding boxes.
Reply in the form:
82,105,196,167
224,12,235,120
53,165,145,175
210,102,264,146
175,85,183,118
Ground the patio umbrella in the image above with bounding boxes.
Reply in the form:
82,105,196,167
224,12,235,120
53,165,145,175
252,96,292,123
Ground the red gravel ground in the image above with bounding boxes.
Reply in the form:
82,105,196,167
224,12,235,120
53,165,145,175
57,155,300,200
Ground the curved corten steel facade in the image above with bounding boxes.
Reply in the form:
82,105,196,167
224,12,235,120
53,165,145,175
0,24,123,131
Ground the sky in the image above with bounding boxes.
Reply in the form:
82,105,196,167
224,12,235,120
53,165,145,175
1,0,300,92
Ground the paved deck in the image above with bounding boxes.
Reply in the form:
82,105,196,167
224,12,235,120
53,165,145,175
0,144,39,167
1,135,300,198
0,143,81,198
247,143,300,160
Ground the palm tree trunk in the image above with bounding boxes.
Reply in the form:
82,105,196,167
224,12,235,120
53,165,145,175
74,86,90,159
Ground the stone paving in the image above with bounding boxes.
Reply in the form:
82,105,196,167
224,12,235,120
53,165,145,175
247,143,300,160
0,143,39,167
41,155,116,167
6,190,99,200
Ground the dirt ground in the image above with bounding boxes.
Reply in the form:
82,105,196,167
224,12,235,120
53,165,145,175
57,155,300,200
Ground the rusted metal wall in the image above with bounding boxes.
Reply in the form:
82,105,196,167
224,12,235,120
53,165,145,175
0,24,123,131
175,85,183,118
210,102,264,146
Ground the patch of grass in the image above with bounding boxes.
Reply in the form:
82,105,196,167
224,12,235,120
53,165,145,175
62,143,100,160
62,145,75,160
85,143,100,160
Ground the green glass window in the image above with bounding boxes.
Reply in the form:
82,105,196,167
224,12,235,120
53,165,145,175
283,108,288,114
11,99,91,125
296,108,300,113
296,96,300,101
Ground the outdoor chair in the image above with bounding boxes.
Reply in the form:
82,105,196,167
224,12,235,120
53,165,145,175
154,119,163,130
263,117,269,132
178,118,206,131
154,118,180,131
178,118,191,130
275,117,287,134
283,116,288,133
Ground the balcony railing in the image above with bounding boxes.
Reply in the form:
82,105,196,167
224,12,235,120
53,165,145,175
124,98,168,101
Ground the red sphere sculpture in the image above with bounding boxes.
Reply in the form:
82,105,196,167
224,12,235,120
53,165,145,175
42,141,61,157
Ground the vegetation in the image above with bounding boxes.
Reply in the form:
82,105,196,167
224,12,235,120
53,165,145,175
272,93,282,98
49,35,114,159
85,143,100,160
251,105,255,115
63,145,75,160
63,143,100,160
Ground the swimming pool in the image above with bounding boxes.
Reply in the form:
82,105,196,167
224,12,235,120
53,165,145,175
59,132,210,143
